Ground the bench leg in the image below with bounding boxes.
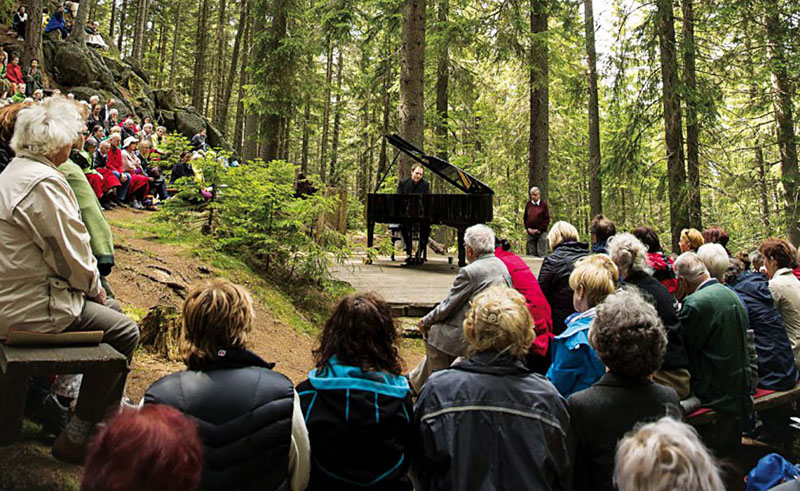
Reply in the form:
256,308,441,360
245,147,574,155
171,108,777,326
0,370,29,445
74,368,128,424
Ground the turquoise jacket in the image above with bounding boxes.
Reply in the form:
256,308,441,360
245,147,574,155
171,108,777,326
547,308,606,397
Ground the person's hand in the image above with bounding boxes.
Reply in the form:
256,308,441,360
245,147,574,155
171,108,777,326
417,319,428,336
527,228,539,236
90,287,107,305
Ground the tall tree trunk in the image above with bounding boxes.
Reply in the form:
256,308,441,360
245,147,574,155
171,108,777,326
529,0,549,200
377,34,392,181
319,36,333,182
755,136,770,232
117,0,128,53
242,14,259,161
259,0,288,162
435,0,449,161
168,2,181,89
584,0,602,217
213,0,228,125
22,0,43,67
68,0,90,43
109,0,117,39
130,0,148,63
301,90,311,173
157,18,169,85
88,0,99,24
191,0,211,110
329,49,344,184
218,0,249,133
398,0,426,179
682,0,701,229
766,8,800,245
656,0,689,251
234,16,250,157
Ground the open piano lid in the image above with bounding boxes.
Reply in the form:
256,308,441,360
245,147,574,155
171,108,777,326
385,134,494,195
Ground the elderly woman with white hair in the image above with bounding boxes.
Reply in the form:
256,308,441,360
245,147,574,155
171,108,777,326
409,224,511,393
412,285,572,491
0,98,139,463
538,220,589,335
614,417,724,491
607,233,691,398
567,289,680,491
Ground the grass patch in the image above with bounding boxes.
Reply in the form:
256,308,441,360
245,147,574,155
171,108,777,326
111,212,345,335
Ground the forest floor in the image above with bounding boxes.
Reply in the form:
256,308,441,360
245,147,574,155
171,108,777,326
0,207,424,490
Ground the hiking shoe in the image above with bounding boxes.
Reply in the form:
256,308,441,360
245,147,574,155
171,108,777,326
132,200,144,210
32,394,71,436
52,430,87,465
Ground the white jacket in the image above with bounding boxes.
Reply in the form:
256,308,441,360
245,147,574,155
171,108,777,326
0,153,101,338
769,268,800,367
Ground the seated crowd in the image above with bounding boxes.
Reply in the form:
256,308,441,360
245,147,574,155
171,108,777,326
3,98,800,489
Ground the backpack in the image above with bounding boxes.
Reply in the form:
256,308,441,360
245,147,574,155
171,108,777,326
746,453,800,491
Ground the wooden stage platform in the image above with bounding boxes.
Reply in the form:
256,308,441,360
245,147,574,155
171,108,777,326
331,254,543,316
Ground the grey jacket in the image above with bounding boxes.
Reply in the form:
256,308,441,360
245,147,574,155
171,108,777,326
421,253,511,356
412,352,573,491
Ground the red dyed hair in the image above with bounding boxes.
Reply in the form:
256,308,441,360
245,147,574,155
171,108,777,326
759,238,795,270
82,405,203,491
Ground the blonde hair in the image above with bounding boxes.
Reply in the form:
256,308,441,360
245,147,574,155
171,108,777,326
680,228,704,251
463,285,533,360
181,279,255,365
548,221,580,251
569,255,619,307
614,417,724,491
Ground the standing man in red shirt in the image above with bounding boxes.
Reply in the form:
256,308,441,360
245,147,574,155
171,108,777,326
524,186,550,257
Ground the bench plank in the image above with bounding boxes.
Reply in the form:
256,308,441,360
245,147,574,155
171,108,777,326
689,384,800,426
0,344,127,375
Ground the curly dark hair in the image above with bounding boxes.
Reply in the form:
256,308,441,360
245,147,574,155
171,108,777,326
589,288,667,379
759,238,795,269
313,292,403,375
632,226,662,253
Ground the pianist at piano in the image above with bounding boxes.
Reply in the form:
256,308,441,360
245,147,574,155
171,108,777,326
397,163,431,263
367,134,494,267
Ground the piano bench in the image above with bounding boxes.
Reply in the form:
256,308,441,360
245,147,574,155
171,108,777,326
388,225,427,262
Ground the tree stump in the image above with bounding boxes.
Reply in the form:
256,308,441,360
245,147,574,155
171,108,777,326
139,303,183,361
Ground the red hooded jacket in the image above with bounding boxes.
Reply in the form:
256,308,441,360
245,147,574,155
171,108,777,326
495,246,553,356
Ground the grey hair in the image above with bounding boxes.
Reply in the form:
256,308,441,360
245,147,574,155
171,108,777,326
99,140,110,149
589,288,666,378
673,252,709,286
607,232,650,275
697,243,729,282
614,417,724,491
10,98,84,157
748,250,763,265
529,186,540,195
89,95,99,104
109,108,118,116
464,224,496,255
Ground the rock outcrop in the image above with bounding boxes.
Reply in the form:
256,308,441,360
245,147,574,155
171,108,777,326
42,37,232,152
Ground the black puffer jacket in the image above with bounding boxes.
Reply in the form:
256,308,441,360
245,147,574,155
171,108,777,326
412,352,573,491
145,349,295,491
538,241,589,335
624,271,689,371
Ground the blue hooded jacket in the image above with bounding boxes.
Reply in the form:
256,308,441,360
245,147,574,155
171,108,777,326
730,271,799,391
297,357,413,490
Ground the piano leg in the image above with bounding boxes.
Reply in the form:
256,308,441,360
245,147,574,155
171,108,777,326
457,227,466,267
365,222,375,265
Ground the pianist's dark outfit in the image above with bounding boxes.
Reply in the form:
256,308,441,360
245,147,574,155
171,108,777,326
397,176,431,260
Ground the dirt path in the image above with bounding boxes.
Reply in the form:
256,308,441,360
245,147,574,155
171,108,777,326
107,208,422,400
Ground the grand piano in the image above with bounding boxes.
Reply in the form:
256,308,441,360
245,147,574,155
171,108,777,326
367,134,494,267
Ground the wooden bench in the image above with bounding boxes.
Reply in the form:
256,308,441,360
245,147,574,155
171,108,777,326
0,343,128,445
687,382,800,426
